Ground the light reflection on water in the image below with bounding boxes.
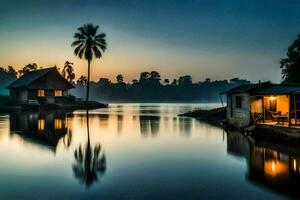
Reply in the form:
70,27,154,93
0,103,298,199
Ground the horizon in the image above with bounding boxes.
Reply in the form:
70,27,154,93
1,0,300,83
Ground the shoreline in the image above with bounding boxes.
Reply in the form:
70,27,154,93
0,100,108,112
178,107,226,126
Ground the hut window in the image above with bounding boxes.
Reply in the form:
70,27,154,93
38,119,45,131
54,119,63,130
37,90,45,97
235,96,243,108
55,90,63,97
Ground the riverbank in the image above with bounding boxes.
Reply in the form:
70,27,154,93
178,107,226,126
0,95,107,112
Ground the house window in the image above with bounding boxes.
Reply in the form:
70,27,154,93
55,90,63,97
236,96,243,108
54,119,63,130
37,90,45,97
38,119,45,131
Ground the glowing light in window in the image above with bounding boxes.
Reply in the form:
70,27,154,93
54,119,62,130
38,119,45,130
37,90,45,97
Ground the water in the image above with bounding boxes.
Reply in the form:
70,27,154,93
0,103,297,199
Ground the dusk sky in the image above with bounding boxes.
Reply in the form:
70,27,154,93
0,0,300,83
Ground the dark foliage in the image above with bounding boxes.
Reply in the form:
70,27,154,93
0,66,17,95
62,61,75,83
18,63,38,76
281,34,300,84
71,71,250,102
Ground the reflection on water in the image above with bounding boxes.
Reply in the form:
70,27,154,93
9,111,69,152
1,103,300,199
227,131,300,198
72,111,106,188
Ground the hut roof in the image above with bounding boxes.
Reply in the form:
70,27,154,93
7,67,74,89
221,82,300,95
220,82,272,94
251,85,300,95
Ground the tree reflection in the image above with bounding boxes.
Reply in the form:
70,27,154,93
72,110,106,188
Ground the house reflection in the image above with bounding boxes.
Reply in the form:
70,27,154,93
226,131,300,198
9,111,70,153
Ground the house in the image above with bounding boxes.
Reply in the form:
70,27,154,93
6,67,74,105
221,82,300,128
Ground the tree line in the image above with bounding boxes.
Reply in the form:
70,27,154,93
71,72,250,102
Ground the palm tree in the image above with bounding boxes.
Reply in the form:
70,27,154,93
71,24,107,103
62,61,75,83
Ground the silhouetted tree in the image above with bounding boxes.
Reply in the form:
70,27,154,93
0,66,17,95
205,78,211,83
77,75,87,85
171,79,177,86
178,75,192,85
281,34,300,84
18,63,38,76
72,23,107,102
164,79,170,85
139,72,150,83
7,66,17,77
62,61,75,83
116,74,124,84
98,78,110,86
150,71,161,83
229,77,250,84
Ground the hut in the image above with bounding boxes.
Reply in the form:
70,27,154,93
6,67,74,105
221,82,300,129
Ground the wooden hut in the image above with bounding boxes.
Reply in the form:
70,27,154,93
6,67,74,105
221,82,300,129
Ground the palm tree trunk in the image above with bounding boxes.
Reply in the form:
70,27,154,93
86,60,91,103
86,109,90,144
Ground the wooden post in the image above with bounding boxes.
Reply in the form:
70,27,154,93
288,95,291,127
262,96,265,123
294,94,297,125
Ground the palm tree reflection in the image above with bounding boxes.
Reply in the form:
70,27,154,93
72,110,106,188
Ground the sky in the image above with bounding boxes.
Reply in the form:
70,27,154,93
0,0,300,83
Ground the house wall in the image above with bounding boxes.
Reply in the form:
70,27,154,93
227,92,251,128
250,97,263,113
19,90,28,103
277,95,289,115
9,89,28,103
9,89,18,102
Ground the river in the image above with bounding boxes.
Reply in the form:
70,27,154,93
0,103,298,199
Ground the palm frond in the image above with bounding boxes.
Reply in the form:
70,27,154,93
74,43,84,56
95,33,106,40
92,45,102,59
74,32,86,40
95,42,107,52
78,26,88,37
72,39,85,47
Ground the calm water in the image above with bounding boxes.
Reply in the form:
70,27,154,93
0,103,299,199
